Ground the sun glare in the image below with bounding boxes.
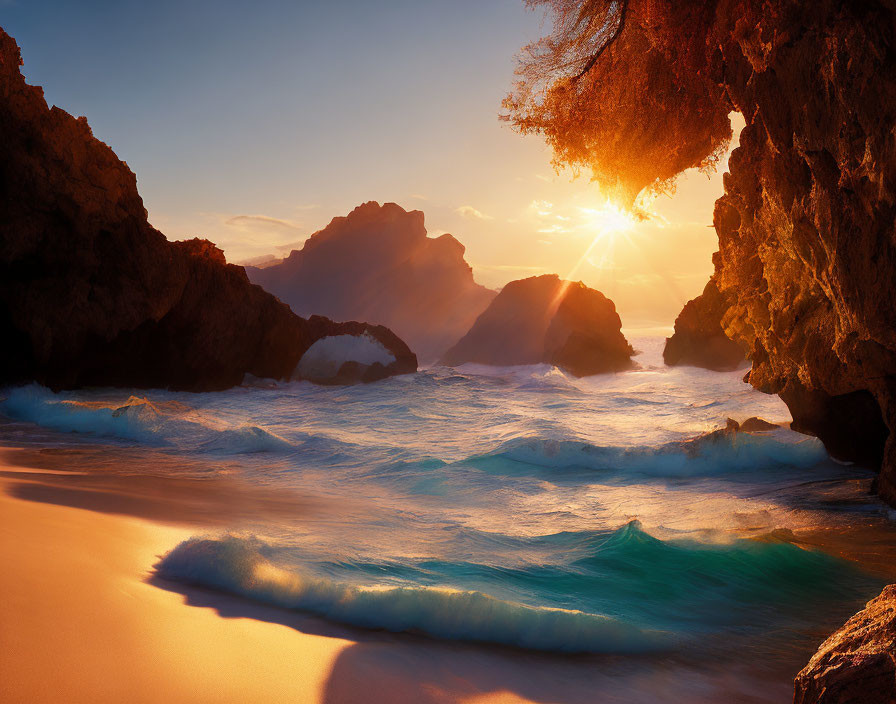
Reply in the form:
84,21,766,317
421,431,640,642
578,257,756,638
579,201,638,240
559,200,639,284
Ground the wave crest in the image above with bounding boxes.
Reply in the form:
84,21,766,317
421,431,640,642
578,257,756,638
155,535,667,653
476,428,826,477
1,385,292,454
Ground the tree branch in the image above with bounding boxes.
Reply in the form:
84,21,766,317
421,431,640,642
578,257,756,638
571,0,628,82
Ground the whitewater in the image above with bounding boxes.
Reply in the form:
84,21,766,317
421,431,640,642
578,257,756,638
3,335,894,698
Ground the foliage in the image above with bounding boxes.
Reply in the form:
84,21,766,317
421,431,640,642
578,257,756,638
503,0,734,205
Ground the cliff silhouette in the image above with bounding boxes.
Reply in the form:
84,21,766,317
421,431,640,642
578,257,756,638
0,28,415,390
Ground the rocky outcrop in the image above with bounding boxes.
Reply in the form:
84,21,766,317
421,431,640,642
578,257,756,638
297,318,416,385
440,274,634,375
247,202,496,363
706,2,896,489
739,416,779,432
794,584,896,704
613,2,896,492
0,28,416,390
663,279,747,371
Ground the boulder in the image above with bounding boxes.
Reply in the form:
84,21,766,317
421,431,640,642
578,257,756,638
440,275,634,376
739,417,779,432
663,279,748,371
794,584,896,704
0,28,416,390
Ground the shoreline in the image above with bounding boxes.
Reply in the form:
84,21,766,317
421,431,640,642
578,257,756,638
0,469,353,704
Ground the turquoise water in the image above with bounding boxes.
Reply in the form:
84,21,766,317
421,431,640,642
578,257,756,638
2,337,889,668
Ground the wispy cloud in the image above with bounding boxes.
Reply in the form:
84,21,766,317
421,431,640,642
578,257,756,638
528,200,554,218
456,205,494,221
225,214,302,231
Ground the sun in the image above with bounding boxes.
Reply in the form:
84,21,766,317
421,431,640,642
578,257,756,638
558,200,638,280
578,201,638,241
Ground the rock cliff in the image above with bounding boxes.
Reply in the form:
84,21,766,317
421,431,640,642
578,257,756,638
663,279,747,371
707,1,896,489
0,28,416,390
247,202,496,363
440,274,633,375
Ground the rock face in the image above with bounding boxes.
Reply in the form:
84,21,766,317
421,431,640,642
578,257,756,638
640,2,896,493
663,279,747,371
440,274,634,375
794,584,896,704
0,28,416,390
246,202,496,363
710,1,896,488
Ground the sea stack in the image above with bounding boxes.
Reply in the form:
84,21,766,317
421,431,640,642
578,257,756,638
663,279,747,371
440,274,634,376
247,201,496,363
0,29,416,390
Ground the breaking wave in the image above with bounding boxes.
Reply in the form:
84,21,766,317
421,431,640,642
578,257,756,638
1,384,292,454
473,428,827,477
156,533,665,653
155,522,873,653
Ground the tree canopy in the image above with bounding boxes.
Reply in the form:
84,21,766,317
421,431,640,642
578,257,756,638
503,0,735,205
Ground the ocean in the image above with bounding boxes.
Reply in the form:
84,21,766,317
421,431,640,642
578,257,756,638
3,335,893,702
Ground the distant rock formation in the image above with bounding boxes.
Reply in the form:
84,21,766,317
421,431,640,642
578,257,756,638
296,319,413,384
663,279,747,371
246,202,496,363
794,584,896,704
440,275,634,376
0,28,415,390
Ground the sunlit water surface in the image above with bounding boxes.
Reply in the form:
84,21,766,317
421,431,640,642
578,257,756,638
3,336,894,702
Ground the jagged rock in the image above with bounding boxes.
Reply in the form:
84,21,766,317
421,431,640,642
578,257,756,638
681,417,779,452
0,28,416,390
794,584,896,704
440,274,634,376
247,202,496,363
663,279,747,371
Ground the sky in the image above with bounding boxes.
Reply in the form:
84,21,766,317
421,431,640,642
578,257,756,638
3,0,740,329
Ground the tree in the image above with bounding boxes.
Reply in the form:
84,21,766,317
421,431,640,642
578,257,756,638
502,0,734,205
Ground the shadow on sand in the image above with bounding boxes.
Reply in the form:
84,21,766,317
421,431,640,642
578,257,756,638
148,576,792,704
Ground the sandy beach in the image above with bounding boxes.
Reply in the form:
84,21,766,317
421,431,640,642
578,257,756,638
0,467,359,704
